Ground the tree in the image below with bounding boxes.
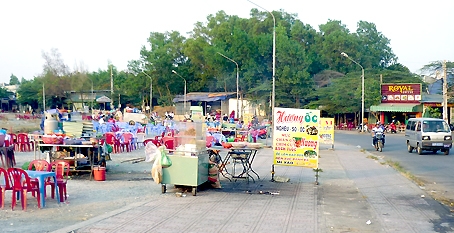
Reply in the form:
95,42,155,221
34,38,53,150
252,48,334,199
355,21,397,68
9,74,20,85
17,79,41,110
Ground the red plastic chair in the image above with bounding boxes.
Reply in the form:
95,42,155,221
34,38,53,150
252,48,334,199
28,160,50,172
137,125,146,133
104,132,121,154
8,133,17,151
121,132,135,152
49,161,70,201
162,137,174,150
0,167,12,209
8,168,40,211
206,135,214,148
17,133,32,152
27,160,50,197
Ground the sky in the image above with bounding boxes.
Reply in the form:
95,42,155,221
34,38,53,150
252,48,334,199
1,0,453,84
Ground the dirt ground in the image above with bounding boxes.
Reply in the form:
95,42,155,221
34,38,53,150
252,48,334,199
1,147,161,233
0,114,163,233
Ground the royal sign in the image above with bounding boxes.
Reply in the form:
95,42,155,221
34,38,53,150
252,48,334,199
381,83,421,103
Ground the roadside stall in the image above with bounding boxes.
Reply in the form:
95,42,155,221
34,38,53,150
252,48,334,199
34,112,106,180
159,121,209,196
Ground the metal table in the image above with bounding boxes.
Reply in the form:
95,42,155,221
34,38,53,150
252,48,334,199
37,144,101,180
219,148,259,182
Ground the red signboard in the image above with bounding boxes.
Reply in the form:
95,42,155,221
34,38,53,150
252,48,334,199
381,83,421,103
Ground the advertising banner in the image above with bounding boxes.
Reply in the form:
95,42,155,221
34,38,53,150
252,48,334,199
320,118,334,146
273,107,320,168
243,113,253,126
381,83,421,103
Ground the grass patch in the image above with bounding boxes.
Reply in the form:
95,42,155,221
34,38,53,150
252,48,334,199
366,155,379,160
384,159,425,187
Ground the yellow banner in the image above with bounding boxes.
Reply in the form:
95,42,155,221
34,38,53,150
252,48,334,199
320,118,335,145
243,113,253,125
273,107,320,168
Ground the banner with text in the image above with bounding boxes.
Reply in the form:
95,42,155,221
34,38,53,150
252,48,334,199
273,107,320,168
320,118,335,146
381,83,421,103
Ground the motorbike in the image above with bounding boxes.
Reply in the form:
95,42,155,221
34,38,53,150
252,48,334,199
385,124,397,133
357,124,369,133
256,125,268,139
374,132,384,152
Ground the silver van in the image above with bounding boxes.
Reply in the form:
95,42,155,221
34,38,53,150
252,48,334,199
405,118,452,155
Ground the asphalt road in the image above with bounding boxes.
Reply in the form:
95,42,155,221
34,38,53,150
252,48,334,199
335,130,454,204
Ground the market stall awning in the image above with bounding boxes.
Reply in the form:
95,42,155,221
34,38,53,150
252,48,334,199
370,103,423,112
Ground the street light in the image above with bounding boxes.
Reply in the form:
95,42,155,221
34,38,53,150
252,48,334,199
217,52,240,119
171,70,187,114
341,52,365,132
87,78,93,113
247,0,275,121
142,71,153,112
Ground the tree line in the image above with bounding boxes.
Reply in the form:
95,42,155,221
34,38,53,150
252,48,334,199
8,9,453,115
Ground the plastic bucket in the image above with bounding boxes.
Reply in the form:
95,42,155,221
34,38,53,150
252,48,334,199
93,166,106,181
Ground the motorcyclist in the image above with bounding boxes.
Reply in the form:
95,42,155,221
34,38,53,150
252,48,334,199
371,122,384,146
389,121,397,133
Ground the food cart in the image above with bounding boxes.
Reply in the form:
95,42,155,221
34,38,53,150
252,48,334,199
161,121,209,196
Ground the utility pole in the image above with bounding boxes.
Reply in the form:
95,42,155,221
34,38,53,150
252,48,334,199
443,60,448,123
42,83,46,110
110,66,114,109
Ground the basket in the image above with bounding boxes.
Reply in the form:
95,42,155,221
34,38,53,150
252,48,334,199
42,135,64,144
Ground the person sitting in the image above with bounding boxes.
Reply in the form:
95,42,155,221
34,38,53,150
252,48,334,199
389,122,397,133
236,121,244,129
229,110,235,123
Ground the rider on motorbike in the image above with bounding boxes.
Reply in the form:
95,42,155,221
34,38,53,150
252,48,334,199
371,122,385,146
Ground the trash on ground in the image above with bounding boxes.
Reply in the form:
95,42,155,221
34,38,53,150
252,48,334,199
421,195,425,198
274,176,290,182
366,220,371,225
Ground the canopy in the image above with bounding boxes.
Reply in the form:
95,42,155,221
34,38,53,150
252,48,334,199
96,96,111,103
370,103,423,112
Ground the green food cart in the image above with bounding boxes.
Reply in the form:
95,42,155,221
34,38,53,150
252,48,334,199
161,152,209,196
160,121,209,196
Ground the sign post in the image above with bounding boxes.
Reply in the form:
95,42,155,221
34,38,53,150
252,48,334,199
320,118,335,149
272,107,320,181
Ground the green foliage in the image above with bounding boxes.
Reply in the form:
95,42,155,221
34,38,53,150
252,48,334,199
426,106,441,118
18,9,428,114
9,74,20,85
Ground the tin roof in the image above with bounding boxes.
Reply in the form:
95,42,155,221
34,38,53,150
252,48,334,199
173,92,236,103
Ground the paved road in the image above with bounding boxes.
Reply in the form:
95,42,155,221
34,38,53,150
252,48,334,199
53,142,454,233
335,130,454,206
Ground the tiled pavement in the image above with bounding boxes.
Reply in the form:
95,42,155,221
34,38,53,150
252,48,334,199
53,142,454,233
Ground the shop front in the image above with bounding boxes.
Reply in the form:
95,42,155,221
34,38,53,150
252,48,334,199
420,94,454,124
370,83,423,129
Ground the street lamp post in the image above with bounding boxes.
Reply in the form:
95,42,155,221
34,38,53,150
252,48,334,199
217,52,240,119
88,79,93,113
142,71,153,112
247,0,275,120
171,70,187,114
341,52,365,132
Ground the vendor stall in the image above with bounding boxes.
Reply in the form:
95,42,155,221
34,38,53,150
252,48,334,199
160,121,209,196
37,138,104,180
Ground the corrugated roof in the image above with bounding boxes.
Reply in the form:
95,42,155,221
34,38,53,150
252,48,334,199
173,92,236,102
